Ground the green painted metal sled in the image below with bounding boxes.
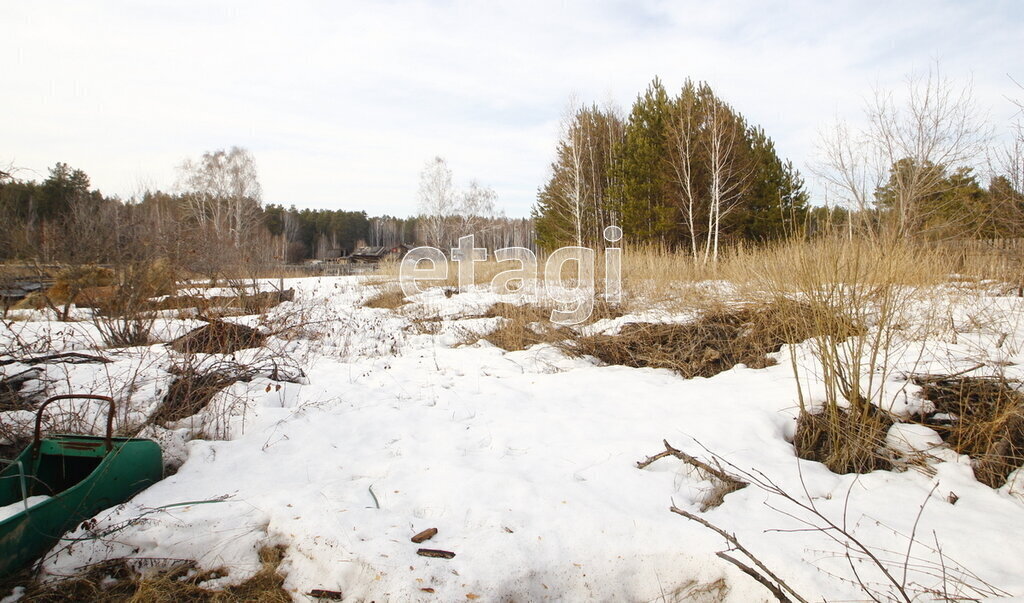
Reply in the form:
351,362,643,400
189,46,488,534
0,395,162,577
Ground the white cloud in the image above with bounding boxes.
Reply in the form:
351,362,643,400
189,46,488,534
3,0,1022,216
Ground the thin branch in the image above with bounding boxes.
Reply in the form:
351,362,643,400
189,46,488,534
670,505,808,603
637,439,748,491
716,551,793,603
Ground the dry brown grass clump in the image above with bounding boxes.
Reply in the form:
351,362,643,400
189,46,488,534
483,321,563,352
565,301,859,379
474,300,624,352
794,406,893,474
168,321,266,355
149,368,247,426
915,376,1024,487
362,287,408,309
66,261,181,311
20,546,289,602
484,302,551,322
481,303,564,351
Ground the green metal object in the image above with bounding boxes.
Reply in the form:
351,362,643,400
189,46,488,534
0,395,162,577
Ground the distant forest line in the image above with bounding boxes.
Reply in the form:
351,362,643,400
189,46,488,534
2,68,1022,277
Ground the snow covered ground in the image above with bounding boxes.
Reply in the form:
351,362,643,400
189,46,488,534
3,275,1024,601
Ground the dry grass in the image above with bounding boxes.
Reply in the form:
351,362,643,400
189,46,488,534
19,546,289,602
149,367,248,427
361,287,408,309
746,235,961,474
376,259,522,289
167,321,266,355
916,376,1024,487
46,265,116,304
479,303,564,351
794,406,893,474
376,236,1016,315
147,290,294,315
677,577,730,602
470,300,623,352
565,300,858,379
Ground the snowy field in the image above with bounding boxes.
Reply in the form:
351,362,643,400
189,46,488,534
2,275,1024,601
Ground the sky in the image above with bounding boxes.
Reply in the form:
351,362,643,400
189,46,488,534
4,0,1023,218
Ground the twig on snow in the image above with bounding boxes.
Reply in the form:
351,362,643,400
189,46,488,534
670,505,808,603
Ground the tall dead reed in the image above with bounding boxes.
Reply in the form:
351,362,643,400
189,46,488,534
752,235,955,472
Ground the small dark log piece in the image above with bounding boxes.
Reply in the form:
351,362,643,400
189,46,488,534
411,527,438,543
417,548,455,559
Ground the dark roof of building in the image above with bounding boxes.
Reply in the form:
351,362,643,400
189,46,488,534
0,280,48,299
350,245,410,258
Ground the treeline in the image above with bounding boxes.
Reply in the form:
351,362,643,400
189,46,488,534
533,78,808,258
0,151,537,278
811,67,1024,243
832,162,1024,240
535,73,1024,254
263,205,371,262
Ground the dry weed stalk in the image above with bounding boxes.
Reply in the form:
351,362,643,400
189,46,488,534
753,235,953,473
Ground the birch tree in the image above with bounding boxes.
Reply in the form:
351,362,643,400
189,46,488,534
667,81,704,260
548,100,588,246
455,180,499,240
177,147,263,249
701,91,750,263
417,156,456,247
176,147,263,279
534,101,625,249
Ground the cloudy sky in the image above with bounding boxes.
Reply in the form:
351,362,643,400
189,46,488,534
4,0,1023,217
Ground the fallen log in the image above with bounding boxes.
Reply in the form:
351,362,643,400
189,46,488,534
0,352,111,367
416,548,455,559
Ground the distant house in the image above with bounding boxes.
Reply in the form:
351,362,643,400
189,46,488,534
348,244,411,264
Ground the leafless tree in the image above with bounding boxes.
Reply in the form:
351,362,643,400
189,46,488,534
177,147,263,250
416,157,506,249
417,156,456,247
702,95,750,263
815,119,885,219
667,87,704,260
454,179,500,240
869,67,988,235
60,195,120,263
176,147,264,279
815,64,989,238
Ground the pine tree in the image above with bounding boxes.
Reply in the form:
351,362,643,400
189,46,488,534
538,77,809,253
534,104,625,249
730,128,808,241
612,78,675,243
